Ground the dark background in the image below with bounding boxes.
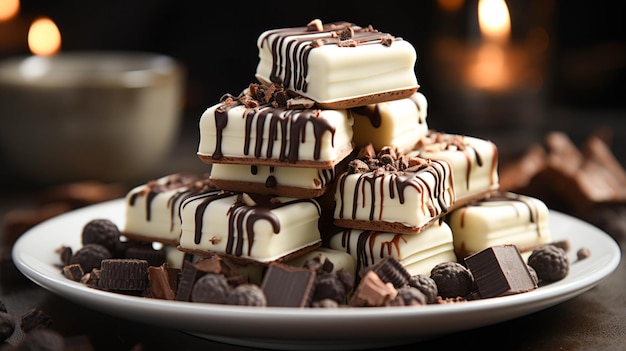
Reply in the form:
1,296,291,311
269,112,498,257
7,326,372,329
1,0,625,188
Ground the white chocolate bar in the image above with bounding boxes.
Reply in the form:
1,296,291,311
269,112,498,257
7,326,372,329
333,158,455,234
351,92,429,153
197,101,354,169
122,173,211,245
448,192,551,259
178,192,322,263
208,163,338,198
255,21,419,108
328,221,457,276
407,132,499,205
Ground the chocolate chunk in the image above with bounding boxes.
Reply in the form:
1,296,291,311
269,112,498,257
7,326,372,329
225,284,267,306
99,259,149,291
527,244,569,282
408,274,439,304
465,245,538,298
62,264,85,282
191,273,231,304
81,219,121,254
369,256,410,289
57,245,72,266
175,260,202,301
68,243,111,272
387,286,427,306
148,264,177,300
349,270,397,307
0,311,15,342
430,262,474,299
20,308,52,332
261,263,316,307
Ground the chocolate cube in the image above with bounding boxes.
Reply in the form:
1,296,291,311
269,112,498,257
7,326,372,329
464,245,537,298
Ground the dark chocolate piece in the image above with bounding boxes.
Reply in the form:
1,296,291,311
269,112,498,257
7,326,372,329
369,256,410,289
261,263,316,307
465,245,538,298
175,260,202,301
148,264,176,300
62,264,84,282
99,259,149,291
124,246,166,267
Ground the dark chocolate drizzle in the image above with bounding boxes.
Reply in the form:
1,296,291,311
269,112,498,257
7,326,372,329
339,229,406,276
183,193,321,257
259,22,402,93
211,103,337,164
128,173,212,232
336,159,452,221
458,192,546,238
416,132,498,191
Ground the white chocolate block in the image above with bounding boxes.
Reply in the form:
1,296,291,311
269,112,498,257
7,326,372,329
209,163,338,198
448,192,551,259
197,101,354,169
328,221,457,276
255,21,419,108
285,247,357,277
122,173,211,245
178,192,322,263
407,132,499,205
333,158,455,234
351,92,429,153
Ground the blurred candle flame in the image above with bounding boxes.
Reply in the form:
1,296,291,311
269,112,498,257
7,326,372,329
466,0,513,91
478,0,511,45
28,17,61,56
0,0,19,22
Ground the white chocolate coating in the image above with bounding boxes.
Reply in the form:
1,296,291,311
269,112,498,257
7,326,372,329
122,173,211,245
209,163,337,198
197,102,354,168
328,221,457,276
178,192,322,263
448,192,551,258
407,132,499,204
333,159,455,233
351,92,429,153
255,22,419,107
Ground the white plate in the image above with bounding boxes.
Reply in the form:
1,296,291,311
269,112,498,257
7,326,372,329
12,199,621,350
